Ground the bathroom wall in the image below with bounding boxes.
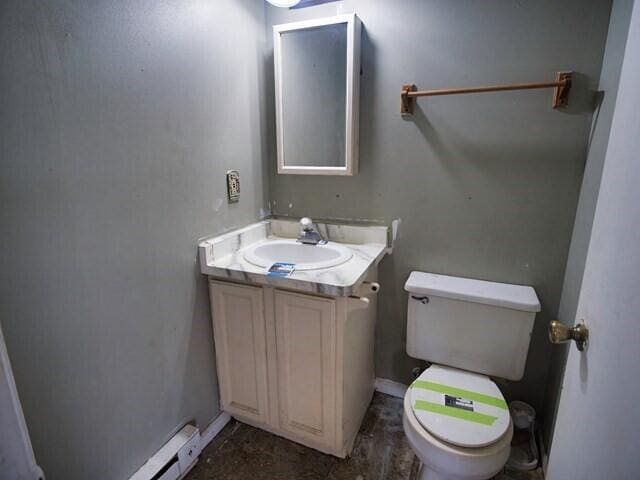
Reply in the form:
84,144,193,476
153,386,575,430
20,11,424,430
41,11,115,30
265,0,613,411
0,1,268,479
542,0,634,451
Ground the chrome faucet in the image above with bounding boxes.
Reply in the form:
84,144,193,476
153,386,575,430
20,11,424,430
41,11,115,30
297,217,327,245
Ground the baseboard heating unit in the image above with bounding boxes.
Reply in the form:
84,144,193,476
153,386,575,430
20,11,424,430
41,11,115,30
129,425,201,480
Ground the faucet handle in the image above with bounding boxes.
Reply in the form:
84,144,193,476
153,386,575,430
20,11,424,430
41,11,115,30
300,217,313,231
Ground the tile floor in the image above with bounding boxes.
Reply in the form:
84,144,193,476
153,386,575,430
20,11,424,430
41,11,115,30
186,392,544,480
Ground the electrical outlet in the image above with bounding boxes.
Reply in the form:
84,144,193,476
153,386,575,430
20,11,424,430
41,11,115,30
226,170,240,203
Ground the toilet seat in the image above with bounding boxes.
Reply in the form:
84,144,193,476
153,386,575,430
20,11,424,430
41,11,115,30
409,365,510,448
403,391,513,480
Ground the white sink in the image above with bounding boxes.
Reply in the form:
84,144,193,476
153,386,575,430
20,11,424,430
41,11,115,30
242,239,353,271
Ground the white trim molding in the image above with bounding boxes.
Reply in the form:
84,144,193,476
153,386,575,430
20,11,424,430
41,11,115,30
200,412,231,450
0,323,44,480
374,378,408,399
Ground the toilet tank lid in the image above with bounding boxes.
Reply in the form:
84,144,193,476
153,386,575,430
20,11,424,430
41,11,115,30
404,272,541,313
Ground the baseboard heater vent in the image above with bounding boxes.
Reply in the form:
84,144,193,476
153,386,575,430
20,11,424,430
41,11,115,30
129,425,201,480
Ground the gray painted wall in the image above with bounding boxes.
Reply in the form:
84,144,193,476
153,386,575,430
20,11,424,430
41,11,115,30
266,0,613,411
0,1,268,479
542,0,634,450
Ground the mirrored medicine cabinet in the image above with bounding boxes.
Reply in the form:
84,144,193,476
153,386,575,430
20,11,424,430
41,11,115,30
273,14,361,176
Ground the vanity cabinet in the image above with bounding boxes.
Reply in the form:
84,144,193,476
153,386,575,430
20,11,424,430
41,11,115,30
208,278,377,457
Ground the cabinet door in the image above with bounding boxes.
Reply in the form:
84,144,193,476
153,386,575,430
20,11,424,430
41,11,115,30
209,281,269,424
274,290,336,447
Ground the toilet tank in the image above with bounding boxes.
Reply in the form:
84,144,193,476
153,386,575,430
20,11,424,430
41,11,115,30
404,272,541,381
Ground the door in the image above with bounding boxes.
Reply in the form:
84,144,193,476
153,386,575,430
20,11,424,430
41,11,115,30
209,281,269,424
274,290,336,447
547,5,640,479
0,323,44,480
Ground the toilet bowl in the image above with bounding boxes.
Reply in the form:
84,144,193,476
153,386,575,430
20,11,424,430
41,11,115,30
403,365,513,480
402,272,541,480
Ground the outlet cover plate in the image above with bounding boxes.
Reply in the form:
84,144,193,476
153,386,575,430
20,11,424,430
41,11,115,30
226,170,240,203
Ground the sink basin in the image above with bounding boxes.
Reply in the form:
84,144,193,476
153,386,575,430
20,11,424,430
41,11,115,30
242,239,353,271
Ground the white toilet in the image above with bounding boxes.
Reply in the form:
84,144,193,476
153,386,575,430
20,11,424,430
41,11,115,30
402,271,541,480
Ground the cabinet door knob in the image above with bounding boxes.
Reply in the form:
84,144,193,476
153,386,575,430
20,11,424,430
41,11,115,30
549,320,589,351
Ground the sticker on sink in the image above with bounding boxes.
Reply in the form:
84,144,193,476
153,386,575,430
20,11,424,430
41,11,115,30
267,262,296,277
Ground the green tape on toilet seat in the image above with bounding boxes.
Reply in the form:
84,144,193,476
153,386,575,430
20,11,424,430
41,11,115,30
412,380,508,410
413,400,499,426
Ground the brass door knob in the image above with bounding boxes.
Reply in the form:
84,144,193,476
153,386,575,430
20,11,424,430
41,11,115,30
549,320,589,351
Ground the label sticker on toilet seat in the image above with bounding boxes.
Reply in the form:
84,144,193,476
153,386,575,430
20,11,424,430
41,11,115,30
444,395,474,412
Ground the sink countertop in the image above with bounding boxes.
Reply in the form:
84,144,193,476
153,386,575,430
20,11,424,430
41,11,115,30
198,219,389,297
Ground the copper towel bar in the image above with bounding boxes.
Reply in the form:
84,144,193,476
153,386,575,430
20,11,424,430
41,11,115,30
400,71,572,115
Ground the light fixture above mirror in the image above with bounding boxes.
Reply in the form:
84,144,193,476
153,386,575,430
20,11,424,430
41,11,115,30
266,0,301,7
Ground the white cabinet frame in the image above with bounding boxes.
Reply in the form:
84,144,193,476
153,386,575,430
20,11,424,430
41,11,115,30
273,14,361,176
